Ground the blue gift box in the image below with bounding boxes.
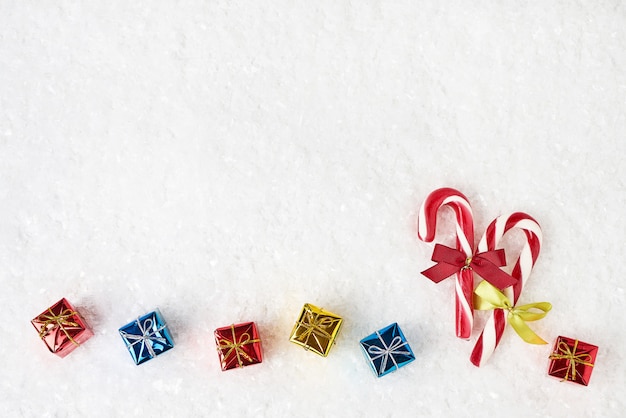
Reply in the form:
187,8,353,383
359,323,415,377
119,309,174,365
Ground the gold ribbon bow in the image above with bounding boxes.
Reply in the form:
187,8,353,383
549,340,594,382
217,324,260,368
37,308,80,346
473,281,552,344
296,309,339,352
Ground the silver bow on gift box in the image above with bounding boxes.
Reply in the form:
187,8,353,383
120,316,168,359
367,333,412,375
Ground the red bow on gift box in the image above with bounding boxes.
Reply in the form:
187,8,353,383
421,244,517,290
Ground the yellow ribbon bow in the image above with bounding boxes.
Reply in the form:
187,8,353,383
549,340,594,382
217,324,260,368
473,281,552,344
37,308,81,346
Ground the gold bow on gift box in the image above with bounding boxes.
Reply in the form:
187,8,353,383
216,324,261,369
549,339,595,383
37,308,81,347
473,281,551,344
32,298,93,357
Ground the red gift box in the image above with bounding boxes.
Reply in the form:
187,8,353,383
548,336,598,386
214,322,263,371
31,298,93,358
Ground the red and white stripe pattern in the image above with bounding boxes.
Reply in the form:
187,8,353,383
418,188,475,339
469,212,542,366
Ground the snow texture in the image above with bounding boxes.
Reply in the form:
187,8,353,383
1,1,625,417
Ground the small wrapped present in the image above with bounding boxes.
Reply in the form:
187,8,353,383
548,336,598,386
360,323,415,377
119,309,174,365
31,298,93,357
214,322,263,371
289,303,342,357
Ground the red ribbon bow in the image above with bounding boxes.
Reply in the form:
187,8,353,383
421,244,517,290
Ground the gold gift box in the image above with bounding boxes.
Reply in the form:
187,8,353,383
289,303,343,357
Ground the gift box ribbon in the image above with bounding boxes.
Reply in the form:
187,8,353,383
367,332,411,375
120,317,168,358
421,244,517,290
473,281,551,344
549,340,594,382
296,308,339,351
38,308,80,347
217,324,260,368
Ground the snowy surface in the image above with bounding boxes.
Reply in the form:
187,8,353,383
1,1,625,417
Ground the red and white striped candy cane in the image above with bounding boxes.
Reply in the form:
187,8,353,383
418,188,475,339
469,212,542,366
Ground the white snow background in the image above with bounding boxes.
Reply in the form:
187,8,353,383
1,1,625,417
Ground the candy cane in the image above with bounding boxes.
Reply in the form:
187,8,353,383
418,188,475,339
469,212,542,366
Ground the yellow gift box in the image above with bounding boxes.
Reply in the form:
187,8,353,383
289,303,343,357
